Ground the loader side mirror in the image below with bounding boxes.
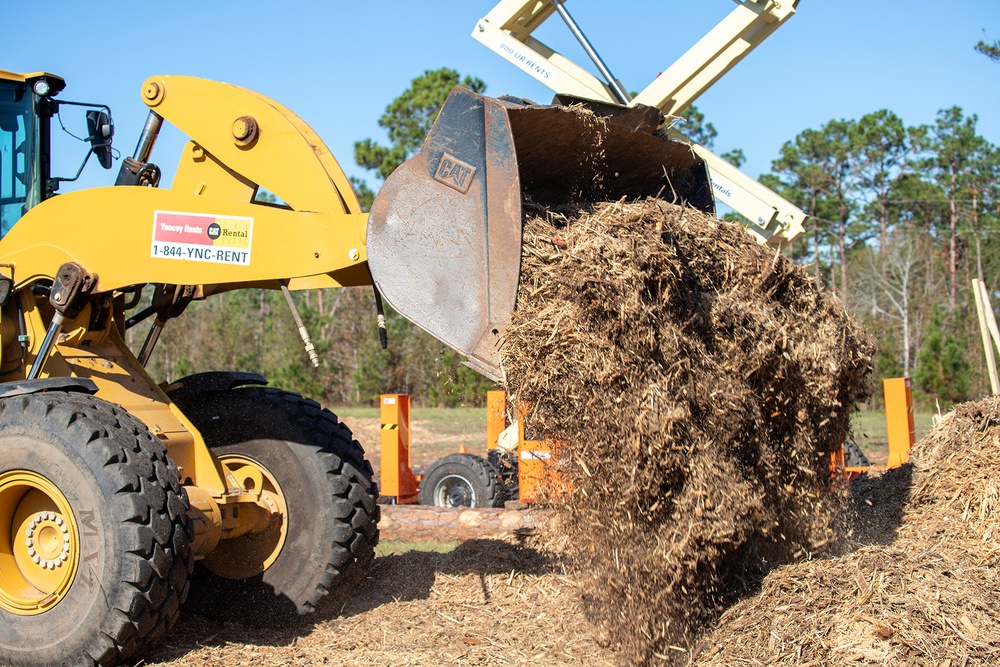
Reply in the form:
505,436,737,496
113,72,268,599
86,110,113,169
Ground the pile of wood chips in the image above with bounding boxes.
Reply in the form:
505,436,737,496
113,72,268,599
501,198,876,663
696,397,1000,665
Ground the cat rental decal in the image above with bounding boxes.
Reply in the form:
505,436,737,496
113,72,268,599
151,211,253,265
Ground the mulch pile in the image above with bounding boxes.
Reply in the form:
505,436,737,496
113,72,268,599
694,397,1000,665
500,198,875,663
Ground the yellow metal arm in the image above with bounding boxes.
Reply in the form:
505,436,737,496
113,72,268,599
142,75,361,215
0,75,371,293
0,187,369,293
630,1,798,116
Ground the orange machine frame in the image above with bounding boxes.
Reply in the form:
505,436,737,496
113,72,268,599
486,390,569,503
379,394,419,504
841,377,915,479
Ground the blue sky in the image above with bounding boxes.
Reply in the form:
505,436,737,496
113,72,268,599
4,1,999,197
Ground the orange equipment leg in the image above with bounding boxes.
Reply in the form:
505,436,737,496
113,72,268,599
379,394,419,504
486,390,507,450
883,377,915,468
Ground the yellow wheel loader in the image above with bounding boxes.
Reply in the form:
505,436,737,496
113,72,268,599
0,68,712,666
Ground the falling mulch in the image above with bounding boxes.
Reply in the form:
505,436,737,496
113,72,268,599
500,197,875,663
142,196,1000,666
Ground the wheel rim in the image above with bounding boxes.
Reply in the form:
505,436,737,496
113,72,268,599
202,454,288,580
433,474,476,507
0,471,80,615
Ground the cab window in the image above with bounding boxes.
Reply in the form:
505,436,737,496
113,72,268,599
0,81,37,238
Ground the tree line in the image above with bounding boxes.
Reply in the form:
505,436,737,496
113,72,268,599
144,59,999,410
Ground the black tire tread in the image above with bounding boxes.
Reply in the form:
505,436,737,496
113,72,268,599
0,392,192,667
170,386,379,622
418,453,505,508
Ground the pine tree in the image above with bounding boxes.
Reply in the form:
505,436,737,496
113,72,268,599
914,306,970,406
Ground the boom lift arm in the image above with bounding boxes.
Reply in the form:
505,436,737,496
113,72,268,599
471,0,805,245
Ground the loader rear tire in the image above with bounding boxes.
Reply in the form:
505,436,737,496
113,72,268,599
418,453,505,508
0,392,192,667
171,386,379,623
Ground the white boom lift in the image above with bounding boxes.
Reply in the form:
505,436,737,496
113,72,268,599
472,0,806,245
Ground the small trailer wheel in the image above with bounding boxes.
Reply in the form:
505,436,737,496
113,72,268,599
418,453,505,508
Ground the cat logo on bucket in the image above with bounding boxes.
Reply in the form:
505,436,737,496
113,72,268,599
434,153,476,194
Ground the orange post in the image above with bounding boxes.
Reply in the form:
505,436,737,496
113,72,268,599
485,390,507,450
379,394,419,504
883,378,915,468
516,429,553,503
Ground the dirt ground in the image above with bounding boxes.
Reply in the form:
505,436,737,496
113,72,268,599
143,535,613,667
140,402,1000,667
142,414,596,667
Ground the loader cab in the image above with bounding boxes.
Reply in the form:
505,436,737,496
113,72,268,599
0,70,113,238
0,71,61,237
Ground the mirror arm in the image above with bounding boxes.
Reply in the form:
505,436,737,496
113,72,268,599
47,149,94,196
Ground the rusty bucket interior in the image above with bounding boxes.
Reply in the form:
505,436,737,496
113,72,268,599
366,86,713,380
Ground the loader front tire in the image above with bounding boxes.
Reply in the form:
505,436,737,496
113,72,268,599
0,392,192,667
171,386,379,623
418,453,505,508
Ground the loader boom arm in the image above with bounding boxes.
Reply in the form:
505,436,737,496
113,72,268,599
0,75,372,296
472,0,805,245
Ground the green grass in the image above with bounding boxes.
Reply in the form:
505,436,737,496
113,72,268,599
375,538,460,556
332,406,378,420
334,405,486,433
851,409,936,465
410,406,488,436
